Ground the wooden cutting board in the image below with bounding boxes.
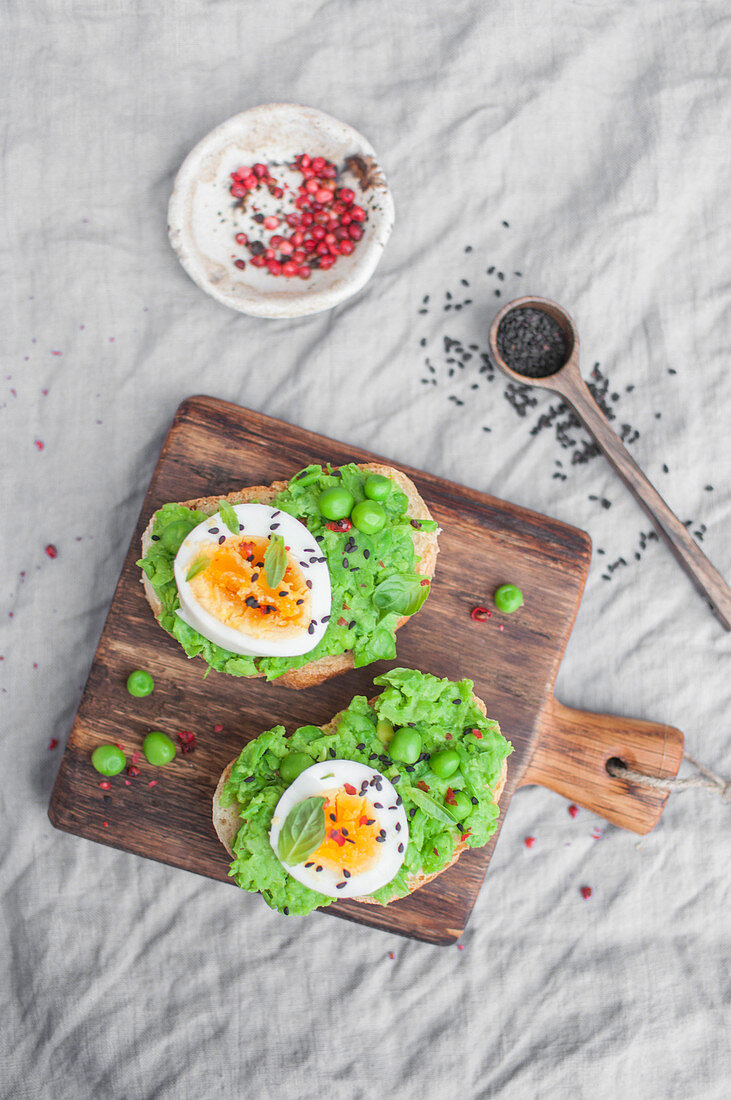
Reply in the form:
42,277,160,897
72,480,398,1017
49,396,684,945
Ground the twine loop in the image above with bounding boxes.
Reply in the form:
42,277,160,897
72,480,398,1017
607,754,730,802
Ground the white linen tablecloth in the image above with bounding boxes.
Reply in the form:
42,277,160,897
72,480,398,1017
1,2,729,1097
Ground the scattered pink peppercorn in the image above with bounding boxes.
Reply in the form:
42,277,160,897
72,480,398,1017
213,724,223,733
568,804,579,818
524,836,535,849
48,738,58,750
34,439,44,451
580,886,593,900
45,544,58,559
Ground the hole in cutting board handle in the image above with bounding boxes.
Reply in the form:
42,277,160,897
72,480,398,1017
606,756,627,778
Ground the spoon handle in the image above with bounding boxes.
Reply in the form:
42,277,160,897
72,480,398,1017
555,371,731,630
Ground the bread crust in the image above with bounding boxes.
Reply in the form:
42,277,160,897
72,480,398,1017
140,463,438,689
211,693,508,908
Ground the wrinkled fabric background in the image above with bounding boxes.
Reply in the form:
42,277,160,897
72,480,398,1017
2,2,729,1097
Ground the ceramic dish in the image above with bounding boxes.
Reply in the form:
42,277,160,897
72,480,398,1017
168,103,395,319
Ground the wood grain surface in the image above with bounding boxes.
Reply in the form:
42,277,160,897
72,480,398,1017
48,396,684,945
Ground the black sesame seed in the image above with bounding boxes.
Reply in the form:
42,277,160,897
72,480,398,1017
348,620,356,630
305,862,314,868
343,557,349,569
405,765,414,773
306,580,313,589
363,549,370,559
239,523,245,531
346,838,355,844
409,808,417,818
271,510,280,517
317,557,326,564
330,813,336,822
315,534,324,542
392,777,401,786
471,797,478,805
395,795,402,805
336,882,346,889
270,523,280,530
279,591,288,597
316,865,323,872
369,753,377,761
208,527,219,534
218,535,225,545
329,748,336,758
395,822,401,832
365,818,376,826
256,561,264,568
373,802,383,809
309,556,318,564
251,573,259,582
151,534,160,541
244,775,256,783
307,623,315,634
296,599,304,605
375,836,386,843
453,699,461,705
322,614,330,622
398,844,404,853
245,596,259,608
246,554,255,562
283,907,289,915
378,829,386,838
343,869,351,878
356,743,365,751
342,828,349,837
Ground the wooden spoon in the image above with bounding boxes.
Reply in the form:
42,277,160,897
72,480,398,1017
488,295,731,630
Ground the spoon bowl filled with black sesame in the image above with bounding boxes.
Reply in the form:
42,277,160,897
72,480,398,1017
489,296,731,629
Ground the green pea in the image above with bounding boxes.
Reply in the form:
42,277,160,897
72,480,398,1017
447,791,473,820
161,519,196,554
351,500,386,534
91,744,126,777
143,731,176,766
494,583,524,613
364,474,392,502
279,753,313,783
429,748,460,779
376,717,394,746
126,669,155,697
318,486,354,521
388,727,422,765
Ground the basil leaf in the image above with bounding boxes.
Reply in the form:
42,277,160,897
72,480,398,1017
186,555,210,582
373,573,431,617
264,534,287,589
407,787,457,827
218,498,240,535
277,796,326,864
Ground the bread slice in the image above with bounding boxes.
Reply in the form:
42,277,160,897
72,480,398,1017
212,693,508,907
140,463,438,689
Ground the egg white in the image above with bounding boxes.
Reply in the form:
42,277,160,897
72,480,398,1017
269,760,409,900
173,503,331,657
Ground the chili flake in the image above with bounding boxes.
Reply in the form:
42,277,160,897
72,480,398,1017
568,804,579,818
416,780,430,792
48,738,58,750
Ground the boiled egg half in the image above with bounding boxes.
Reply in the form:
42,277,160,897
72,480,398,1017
173,503,331,657
269,760,409,899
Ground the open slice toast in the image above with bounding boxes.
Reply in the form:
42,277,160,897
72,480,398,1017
139,463,439,689
213,683,509,911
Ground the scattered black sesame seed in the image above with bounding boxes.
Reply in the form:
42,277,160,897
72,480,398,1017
270,523,280,530
151,534,159,541
296,598,304,605
409,808,416,818
363,549,370,559
343,869,351,878
305,862,314,868
329,748,336,758
330,813,336,822
315,534,324,542
336,882,347,889
251,572,259,582
283,907,289,915
218,535,226,545
244,596,259,608
395,794,402,804
373,802,383,809
398,843,404,853
356,743,365,751
342,828,349,837
375,836,386,843
405,765,415,773
239,523,245,532
471,797,478,805
343,557,349,569
663,464,669,473
306,580,313,589
244,775,256,783
348,620,356,630
208,527,219,534
464,245,473,252
395,822,401,832
316,865,323,872
502,220,509,227
279,590,288,597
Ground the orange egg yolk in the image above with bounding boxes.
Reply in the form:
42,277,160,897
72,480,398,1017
189,535,311,639
309,788,382,874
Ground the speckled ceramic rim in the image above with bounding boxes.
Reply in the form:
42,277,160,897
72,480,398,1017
168,103,395,319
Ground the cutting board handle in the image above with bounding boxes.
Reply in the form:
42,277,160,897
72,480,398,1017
519,698,684,833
